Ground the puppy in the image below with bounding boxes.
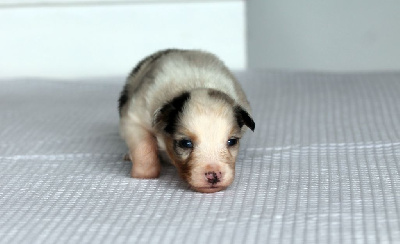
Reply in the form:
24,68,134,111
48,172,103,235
118,49,255,193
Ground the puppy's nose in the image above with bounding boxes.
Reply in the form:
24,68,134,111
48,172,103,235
205,171,222,184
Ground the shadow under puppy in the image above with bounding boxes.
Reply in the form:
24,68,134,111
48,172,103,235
119,49,255,193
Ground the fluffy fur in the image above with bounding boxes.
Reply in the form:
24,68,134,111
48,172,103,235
119,49,254,193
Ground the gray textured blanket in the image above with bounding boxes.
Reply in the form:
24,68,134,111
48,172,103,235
1,71,399,243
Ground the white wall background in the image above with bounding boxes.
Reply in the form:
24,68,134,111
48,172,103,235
247,0,400,72
0,1,245,79
1,0,400,79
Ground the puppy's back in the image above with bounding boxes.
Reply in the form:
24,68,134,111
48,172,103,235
119,49,250,122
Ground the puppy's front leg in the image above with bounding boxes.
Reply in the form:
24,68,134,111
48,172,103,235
123,125,160,178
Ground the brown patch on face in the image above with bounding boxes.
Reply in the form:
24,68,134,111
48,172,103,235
179,129,198,144
164,136,193,183
229,125,242,138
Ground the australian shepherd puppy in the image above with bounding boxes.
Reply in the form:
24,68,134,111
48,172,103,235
118,49,254,193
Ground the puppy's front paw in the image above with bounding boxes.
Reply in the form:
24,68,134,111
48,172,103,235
131,163,160,179
129,139,161,179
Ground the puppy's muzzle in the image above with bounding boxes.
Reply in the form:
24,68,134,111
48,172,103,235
191,165,232,193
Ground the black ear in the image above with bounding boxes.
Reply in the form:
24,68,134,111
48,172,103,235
153,92,191,134
234,106,255,131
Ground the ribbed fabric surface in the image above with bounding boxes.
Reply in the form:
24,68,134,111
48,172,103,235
1,72,400,244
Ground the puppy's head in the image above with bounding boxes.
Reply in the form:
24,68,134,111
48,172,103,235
154,89,255,193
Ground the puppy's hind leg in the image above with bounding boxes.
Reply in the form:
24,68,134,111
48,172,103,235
121,123,161,178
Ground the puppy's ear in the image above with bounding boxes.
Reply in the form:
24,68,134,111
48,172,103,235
234,106,255,131
153,92,191,134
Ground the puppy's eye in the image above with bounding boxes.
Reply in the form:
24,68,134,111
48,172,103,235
178,139,193,149
227,138,238,147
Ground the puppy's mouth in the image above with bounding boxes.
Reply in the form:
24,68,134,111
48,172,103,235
188,173,234,193
191,185,228,193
